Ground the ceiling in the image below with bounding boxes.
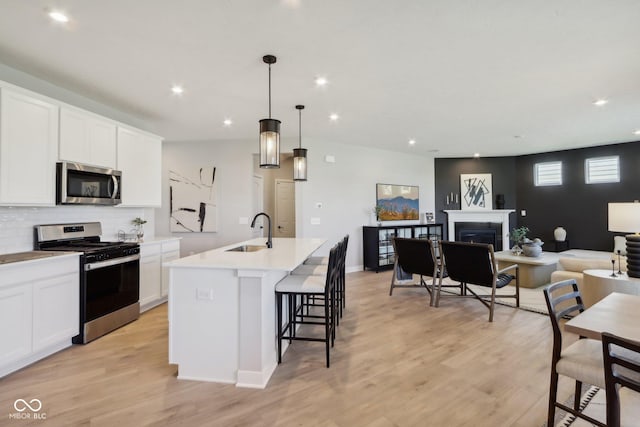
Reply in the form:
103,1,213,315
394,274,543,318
0,0,638,157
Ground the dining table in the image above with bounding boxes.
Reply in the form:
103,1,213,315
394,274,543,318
564,292,640,342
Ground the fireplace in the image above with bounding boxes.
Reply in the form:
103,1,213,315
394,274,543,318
444,209,514,251
456,223,500,248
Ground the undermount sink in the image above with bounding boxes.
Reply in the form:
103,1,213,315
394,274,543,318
226,245,268,253
0,251,61,264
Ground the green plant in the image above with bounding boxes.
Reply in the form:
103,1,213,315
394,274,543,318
132,217,147,226
509,226,529,244
373,205,383,220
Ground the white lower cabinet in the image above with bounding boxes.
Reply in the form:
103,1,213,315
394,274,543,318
140,242,162,311
161,240,181,297
0,284,33,368
140,238,181,312
0,254,79,378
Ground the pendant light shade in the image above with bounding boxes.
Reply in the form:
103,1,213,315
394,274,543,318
259,55,280,169
293,104,307,181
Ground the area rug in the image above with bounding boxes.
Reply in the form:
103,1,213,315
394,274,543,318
553,385,605,427
438,278,549,314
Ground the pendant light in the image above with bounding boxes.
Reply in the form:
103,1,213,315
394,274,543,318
293,104,307,181
259,55,281,168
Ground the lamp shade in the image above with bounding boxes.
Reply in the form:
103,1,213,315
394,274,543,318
259,118,281,168
293,148,307,181
608,202,640,233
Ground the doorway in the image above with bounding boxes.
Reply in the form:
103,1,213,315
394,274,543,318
275,179,295,237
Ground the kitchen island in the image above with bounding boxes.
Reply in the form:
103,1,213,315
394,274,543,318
166,237,325,388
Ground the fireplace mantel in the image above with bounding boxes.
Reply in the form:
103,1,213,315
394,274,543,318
444,210,515,250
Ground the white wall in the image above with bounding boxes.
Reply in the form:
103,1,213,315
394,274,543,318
295,140,435,271
158,138,435,268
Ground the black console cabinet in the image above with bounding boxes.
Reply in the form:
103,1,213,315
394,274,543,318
362,224,443,272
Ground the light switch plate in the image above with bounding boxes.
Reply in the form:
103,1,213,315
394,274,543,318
310,217,321,225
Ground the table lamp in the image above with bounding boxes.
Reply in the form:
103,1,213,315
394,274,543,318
608,202,640,278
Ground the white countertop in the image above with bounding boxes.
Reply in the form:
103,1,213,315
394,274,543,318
166,237,325,271
0,251,80,270
138,236,182,245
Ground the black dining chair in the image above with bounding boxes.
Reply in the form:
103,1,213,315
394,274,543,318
436,240,519,321
389,237,446,306
602,332,640,427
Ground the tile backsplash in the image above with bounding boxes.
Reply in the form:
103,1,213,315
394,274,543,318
0,206,154,253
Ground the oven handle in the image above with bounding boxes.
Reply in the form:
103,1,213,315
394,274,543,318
85,254,140,271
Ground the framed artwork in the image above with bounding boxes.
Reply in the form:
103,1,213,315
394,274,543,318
460,173,492,210
376,184,419,221
169,166,218,232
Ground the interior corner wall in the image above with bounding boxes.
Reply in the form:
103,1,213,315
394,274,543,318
434,157,518,240
515,141,640,250
157,140,255,256
295,140,436,271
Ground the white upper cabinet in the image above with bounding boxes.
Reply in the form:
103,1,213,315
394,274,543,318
0,88,58,206
117,127,162,207
59,106,117,168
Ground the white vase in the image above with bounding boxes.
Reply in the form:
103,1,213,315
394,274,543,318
554,227,567,242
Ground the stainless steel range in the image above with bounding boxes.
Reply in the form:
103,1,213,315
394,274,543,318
34,222,140,343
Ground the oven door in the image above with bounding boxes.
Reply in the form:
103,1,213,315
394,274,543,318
84,255,140,322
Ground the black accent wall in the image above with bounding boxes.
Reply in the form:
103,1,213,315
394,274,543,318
434,157,517,241
435,141,640,251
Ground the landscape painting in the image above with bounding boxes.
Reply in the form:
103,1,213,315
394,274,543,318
460,173,492,210
376,184,419,221
169,166,218,232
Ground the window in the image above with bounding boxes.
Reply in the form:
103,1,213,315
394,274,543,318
534,161,562,186
585,156,620,184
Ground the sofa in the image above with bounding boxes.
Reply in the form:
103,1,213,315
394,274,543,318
550,249,627,289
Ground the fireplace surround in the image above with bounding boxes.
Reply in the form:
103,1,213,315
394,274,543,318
444,210,515,251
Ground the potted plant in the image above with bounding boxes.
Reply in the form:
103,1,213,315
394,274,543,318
132,217,147,242
509,226,529,255
373,205,383,226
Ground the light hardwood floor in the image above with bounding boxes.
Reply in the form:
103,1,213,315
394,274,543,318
0,270,573,426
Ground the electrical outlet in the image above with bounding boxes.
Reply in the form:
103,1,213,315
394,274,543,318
238,217,248,225
196,289,214,300
521,210,527,217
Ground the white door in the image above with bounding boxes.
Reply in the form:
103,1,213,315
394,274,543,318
275,179,295,238
252,175,264,238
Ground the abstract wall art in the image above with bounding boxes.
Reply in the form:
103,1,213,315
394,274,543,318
376,183,419,220
169,166,218,232
460,173,492,210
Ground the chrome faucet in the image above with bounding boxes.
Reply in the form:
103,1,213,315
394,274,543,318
250,212,272,248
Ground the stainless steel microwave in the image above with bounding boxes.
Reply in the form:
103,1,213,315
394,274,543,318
56,162,122,205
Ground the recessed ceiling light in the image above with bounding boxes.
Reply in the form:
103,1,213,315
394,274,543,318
223,119,233,126
171,85,184,95
329,113,339,121
634,130,640,136
473,153,480,158
48,11,69,23
593,99,608,106
408,139,416,145
315,77,328,87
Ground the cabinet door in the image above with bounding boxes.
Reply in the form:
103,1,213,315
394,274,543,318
160,240,181,297
0,88,57,205
117,127,162,206
32,273,79,352
0,283,33,367
140,244,162,310
60,107,116,168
